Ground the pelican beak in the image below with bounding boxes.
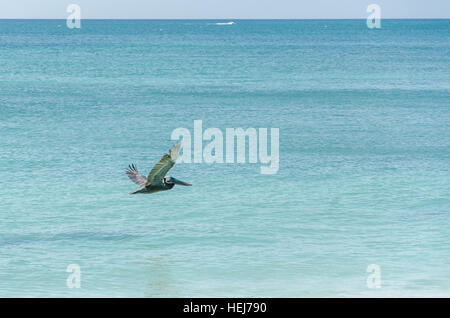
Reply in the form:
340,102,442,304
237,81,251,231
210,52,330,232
170,177,192,186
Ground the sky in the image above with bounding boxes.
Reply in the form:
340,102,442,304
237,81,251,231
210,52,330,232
0,0,449,19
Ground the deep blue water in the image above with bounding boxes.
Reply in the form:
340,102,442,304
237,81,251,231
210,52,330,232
0,19,449,297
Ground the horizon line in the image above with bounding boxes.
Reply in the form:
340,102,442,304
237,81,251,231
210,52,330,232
0,17,449,20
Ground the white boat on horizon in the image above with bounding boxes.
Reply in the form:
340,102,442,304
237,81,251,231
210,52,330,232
215,21,235,25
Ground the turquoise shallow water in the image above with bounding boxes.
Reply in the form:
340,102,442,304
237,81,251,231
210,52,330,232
0,19,449,297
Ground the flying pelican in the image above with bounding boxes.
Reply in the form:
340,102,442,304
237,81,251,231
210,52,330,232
125,144,192,195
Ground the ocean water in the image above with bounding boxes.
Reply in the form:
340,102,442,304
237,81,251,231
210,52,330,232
0,19,449,297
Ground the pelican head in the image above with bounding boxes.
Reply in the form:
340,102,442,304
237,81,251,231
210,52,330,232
164,176,192,187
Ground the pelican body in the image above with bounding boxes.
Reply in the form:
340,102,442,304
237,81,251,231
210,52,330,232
126,144,191,195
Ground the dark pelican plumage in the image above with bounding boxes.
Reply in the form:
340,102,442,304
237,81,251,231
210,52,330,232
125,144,191,195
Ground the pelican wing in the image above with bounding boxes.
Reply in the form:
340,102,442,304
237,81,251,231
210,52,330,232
146,144,181,186
125,164,147,188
